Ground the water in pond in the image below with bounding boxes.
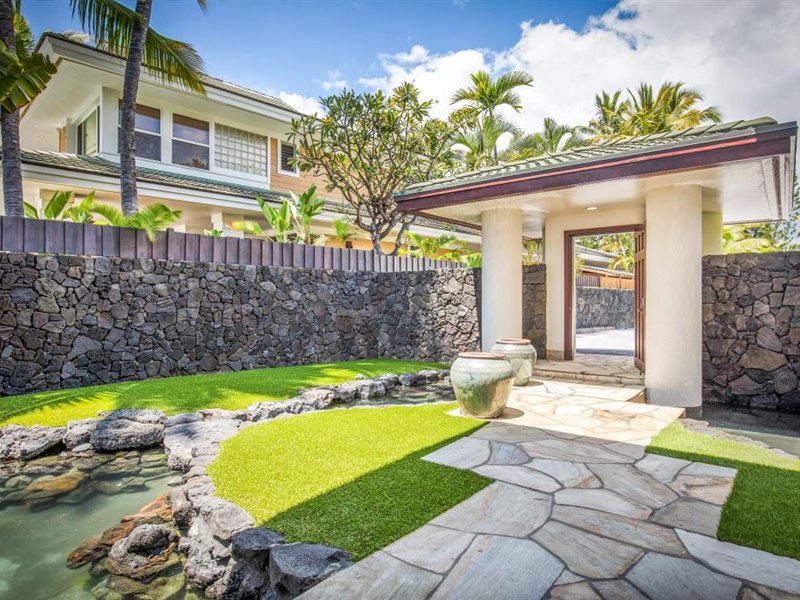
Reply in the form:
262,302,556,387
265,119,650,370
701,405,800,457
0,449,173,600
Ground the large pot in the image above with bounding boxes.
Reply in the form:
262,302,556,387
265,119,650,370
450,352,514,418
491,338,537,386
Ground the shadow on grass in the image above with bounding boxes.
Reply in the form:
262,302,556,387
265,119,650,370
0,359,445,426
260,437,490,561
648,421,800,560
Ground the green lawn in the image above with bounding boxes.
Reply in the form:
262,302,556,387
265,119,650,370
648,421,800,560
0,359,443,427
209,403,489,560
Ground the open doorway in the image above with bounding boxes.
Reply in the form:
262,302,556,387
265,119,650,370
564,225,645,372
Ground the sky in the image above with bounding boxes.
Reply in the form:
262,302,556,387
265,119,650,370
22,0,800,132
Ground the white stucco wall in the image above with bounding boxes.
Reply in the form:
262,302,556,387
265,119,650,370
543,206,645,357
702,211,723,255
645,185,703,408
481,208,522,350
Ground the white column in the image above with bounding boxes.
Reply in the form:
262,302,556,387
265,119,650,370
702,211,723,255
481,207,522,350
645,185,703,408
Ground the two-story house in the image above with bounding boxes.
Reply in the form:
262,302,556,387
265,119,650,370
10,32,478,251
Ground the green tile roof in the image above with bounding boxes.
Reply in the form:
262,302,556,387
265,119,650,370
398,117,783,197
17,149,477,235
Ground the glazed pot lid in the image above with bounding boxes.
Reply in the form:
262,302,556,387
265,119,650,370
495,338,531,345
457,352,508,360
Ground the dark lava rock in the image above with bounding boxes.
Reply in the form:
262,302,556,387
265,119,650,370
90,410,166,452
269,543,352,600
63,418,98,449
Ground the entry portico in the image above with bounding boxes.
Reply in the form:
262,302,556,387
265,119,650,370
397,118,797,409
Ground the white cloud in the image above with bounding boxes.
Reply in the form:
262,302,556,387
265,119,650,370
322,70,348,91
277,91,322,115
358,47,490,118
358,0,800,130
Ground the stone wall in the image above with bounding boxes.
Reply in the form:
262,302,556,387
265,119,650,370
522,265,547,357
702,253,800,411
0,252,547,395
575,287,634,330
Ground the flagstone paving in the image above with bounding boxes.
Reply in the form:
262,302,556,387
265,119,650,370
301,379,800,599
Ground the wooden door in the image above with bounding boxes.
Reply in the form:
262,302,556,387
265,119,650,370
634,229,646,372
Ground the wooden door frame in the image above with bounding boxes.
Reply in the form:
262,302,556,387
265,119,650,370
564,224,645,361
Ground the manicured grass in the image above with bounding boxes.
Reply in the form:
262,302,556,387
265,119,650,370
648,421,800,560
0,359,443,427
209,403,489,560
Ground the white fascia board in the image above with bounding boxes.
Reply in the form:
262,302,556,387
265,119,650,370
43,36,299,124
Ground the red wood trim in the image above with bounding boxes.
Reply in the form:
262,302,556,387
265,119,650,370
398,133,794,211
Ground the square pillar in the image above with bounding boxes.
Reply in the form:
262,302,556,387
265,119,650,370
645,185,703,408
480,207,522,350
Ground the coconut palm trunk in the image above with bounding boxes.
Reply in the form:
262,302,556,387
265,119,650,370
0,0,23,217
118,0,152,216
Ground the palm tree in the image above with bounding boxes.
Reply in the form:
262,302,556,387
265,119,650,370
70,0,208,215
451,70,533,162
0,2,57,217
451,115,521,170
585,82,721,141
501,117,586,161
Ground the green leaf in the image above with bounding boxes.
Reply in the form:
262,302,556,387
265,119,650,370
43,191,74,220
23,201,39,219
230,221,264,236
0,42,57,112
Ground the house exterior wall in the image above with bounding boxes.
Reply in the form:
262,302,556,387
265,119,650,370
702,252,800,412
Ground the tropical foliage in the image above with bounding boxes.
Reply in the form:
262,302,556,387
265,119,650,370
230,186,325,244
449,70,533,168
584,81,722,141
69,0,208,215
290,83,457,254
23,190,94,222
523,239,543,266
332,219,358,247
401,232,481,267
501,117,586,162
89,202,182,241
0,4,58,217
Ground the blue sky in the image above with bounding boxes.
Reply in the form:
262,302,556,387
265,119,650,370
24,0,615,102
22,1,800,130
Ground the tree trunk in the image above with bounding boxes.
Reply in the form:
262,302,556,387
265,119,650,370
118,0,152,216
0,0,24,217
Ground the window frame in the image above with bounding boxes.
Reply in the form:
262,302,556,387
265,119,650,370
213,122,269,178
171,113,211,171
118,101,162,162
278,141,299,177
76,107,100,156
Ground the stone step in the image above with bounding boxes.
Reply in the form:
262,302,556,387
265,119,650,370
532,368,644,386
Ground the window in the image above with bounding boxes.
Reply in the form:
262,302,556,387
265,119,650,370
278,141,298,175
118,102,161,161
214,124,267,176
77,108,99,155
172,114,209,170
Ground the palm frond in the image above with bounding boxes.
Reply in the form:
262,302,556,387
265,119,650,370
70,0,206,95
43,190,74,220
0,42,57,112
23,201,39,219
13,10,34,56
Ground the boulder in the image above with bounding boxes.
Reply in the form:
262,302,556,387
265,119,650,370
106,524,178,580
0,424,65,460
63,418,98,449
164,419,240,470
90,410,166,452
398,373,426,387
193,496,255,541
269,543,352,599
231,527,285,561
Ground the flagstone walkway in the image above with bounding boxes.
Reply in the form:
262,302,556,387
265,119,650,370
301,379,800,600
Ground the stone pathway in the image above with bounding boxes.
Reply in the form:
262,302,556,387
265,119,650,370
535,353,643,385
302,379,800,600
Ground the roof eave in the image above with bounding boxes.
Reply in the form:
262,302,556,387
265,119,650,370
397,122,798,212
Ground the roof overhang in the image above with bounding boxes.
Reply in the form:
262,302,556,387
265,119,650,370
397,121,797,234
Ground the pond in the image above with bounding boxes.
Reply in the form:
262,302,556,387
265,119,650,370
0,449,174,600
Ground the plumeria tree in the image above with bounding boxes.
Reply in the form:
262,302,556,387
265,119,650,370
290,83,457,254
